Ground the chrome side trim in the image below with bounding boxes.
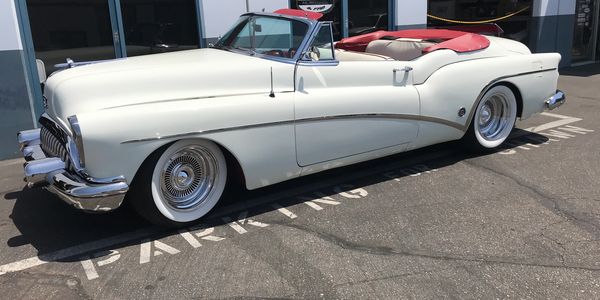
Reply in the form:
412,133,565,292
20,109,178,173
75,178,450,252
121,113,464,144
122,69,559,145
101,91,286,111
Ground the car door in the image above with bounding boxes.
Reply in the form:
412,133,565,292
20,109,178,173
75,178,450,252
294,23,421,167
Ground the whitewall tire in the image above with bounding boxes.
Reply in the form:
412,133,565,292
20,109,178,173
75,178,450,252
465,85,517,150
129,139,227,226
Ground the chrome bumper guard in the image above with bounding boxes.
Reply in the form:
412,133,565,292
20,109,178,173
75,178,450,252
545,90,566,110
17,128,129,212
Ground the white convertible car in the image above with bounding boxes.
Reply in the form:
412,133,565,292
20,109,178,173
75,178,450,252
18,9,565,226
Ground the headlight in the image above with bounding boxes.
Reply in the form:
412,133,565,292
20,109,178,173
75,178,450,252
67,115,85,168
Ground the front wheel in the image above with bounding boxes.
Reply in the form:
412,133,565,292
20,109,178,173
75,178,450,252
129,139,227,226
463,85,517,151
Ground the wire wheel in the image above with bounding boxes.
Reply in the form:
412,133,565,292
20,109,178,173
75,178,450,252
159,146,218,210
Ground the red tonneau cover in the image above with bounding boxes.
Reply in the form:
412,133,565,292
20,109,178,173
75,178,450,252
336,29,490,54
274,8,323,20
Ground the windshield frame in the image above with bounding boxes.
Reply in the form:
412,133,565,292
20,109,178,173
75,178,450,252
213,12,320,64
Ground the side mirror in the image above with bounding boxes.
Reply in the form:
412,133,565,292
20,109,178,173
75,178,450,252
35,59,46,83
302,46,320,61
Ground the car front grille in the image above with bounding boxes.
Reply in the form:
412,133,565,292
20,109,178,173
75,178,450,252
39,117,69,162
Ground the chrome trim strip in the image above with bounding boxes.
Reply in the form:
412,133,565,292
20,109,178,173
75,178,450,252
101,91,281,110
121,113,464,144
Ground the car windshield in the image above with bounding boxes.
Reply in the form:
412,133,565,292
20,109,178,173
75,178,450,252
214,15,310,59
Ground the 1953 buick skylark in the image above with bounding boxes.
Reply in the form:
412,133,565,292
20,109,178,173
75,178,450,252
18,9,565,226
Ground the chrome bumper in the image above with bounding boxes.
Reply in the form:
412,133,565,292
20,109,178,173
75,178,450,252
545,90,566,110
17,128,129,212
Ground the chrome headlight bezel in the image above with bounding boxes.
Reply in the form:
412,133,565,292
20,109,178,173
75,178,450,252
67,115,85,169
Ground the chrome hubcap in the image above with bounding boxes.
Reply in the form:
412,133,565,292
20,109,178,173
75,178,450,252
160,146,218,210
477,93,511,141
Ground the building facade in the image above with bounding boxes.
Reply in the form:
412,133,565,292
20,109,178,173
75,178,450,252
0,0,596,159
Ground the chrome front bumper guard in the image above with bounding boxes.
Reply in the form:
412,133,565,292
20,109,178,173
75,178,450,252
17,128,129,212
545,90,566,110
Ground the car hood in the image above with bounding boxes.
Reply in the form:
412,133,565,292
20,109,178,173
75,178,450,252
43,48,294,129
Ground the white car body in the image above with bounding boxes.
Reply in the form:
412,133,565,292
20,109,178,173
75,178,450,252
18,11,564,216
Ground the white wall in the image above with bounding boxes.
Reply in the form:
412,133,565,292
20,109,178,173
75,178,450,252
533,0,576,17
395,0,427,26
0,0,23,51
201,0,247,38
248,0,288,13
201,0,289,39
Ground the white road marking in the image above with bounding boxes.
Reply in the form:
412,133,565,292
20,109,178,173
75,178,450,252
140,240,181,264
80,257,99,280
224,218,249,234
223,211,269,234
524,113,582,133
140,241,152,264
192,226,226,241
334,185,368,199
304,201,324,210
97,250,120,267
0,227,156,276
544,130,576,139
272,203,298,219
154,241,180,254
179,230,202,248
559,125,594,134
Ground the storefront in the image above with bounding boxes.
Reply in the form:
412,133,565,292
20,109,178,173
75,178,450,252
0,0,595,159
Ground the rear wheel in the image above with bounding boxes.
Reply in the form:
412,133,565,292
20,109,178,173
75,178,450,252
129,139,227,226
464,85,517,151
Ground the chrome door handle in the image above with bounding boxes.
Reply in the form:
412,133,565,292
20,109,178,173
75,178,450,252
393,66,413,73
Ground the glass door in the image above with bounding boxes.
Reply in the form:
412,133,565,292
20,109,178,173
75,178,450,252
573,0,599,62
347,0,389,37
26,0,119,76
119,0,200,57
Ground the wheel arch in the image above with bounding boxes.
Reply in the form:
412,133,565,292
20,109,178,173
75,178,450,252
126,137,247,200
496,81,524,118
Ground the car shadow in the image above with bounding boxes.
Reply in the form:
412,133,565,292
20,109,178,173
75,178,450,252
5,129,548,262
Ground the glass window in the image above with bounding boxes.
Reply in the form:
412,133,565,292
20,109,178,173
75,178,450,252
572,0,599,62
215,16,309,58
427,0,533,45
348,0,389,36
292,0,342,40
26,0,115,76
306,24,335,60
120,0,199,57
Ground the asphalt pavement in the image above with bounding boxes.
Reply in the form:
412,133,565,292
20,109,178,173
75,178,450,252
0,64,599,299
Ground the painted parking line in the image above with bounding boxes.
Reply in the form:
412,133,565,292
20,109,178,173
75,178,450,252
0,112,593,279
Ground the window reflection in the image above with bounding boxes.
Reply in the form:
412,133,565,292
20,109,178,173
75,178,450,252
120,0,199,57
26,0,115,76
428,0,533,44
348,0,389,36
